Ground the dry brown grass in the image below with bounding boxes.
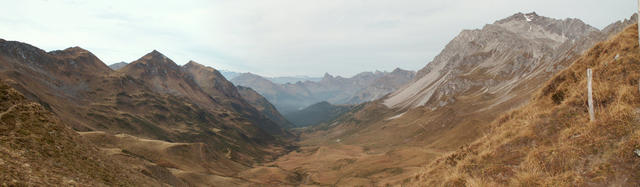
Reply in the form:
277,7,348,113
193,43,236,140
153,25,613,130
413,24,640,186
0,81,160,186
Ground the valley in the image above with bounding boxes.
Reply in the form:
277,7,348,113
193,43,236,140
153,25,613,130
1,7,639,187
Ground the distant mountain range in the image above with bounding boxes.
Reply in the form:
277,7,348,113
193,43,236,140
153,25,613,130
220,70,322,84
230,69,415,115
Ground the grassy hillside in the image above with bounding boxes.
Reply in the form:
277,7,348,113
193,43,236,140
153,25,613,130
0,80,158,186
413,24,640,186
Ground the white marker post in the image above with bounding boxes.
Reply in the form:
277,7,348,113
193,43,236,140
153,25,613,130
587,69,595,122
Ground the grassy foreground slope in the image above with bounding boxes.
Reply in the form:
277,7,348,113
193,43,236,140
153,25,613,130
0,80,158,186
413,24,640,186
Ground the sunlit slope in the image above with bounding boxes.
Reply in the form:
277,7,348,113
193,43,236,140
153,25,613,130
413,24,640,186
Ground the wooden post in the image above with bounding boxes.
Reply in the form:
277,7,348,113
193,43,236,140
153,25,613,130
587,69,595,122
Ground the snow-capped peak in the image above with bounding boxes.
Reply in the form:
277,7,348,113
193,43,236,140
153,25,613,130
524,14,533,22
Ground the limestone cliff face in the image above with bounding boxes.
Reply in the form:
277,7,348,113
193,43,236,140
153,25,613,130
384,12,632,110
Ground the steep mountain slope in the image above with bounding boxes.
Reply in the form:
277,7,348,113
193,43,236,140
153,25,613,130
108,61,128,70
231,70,414,114
385,12,601,109
182,61,293,133
314,12,635,149
413,24,640,186
237,86,294,129
120,51,216,106
121,51,288,137
284,101,354,127
0,80,158,186
0,41,292,185
271,13,637,186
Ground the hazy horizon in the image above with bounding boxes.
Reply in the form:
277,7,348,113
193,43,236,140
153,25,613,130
0,0,635,77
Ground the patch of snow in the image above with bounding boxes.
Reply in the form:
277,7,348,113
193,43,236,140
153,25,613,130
385,112,407,121
524,14,533,22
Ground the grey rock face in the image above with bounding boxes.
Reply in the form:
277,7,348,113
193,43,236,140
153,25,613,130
384,12,635,109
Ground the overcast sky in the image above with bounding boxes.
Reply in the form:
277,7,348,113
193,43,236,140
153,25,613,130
0,0,635,77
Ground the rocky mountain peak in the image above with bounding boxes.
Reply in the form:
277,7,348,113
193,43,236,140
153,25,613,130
391,68,411,74
183,60,221,74
108,62,128,70
0,40,47,62
323,72,333,79
241,72,263,79
148,49,164,57
119,50,187,83
497,12,539,23
602,13,638,35
49,46,95,59
385,12,608,109
352,72,375,79
130,50,178,69
143,50,169,61
184,60,201,67
50,46,111,72
183,60,227,80
493,12,598,43
63,46,90,53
